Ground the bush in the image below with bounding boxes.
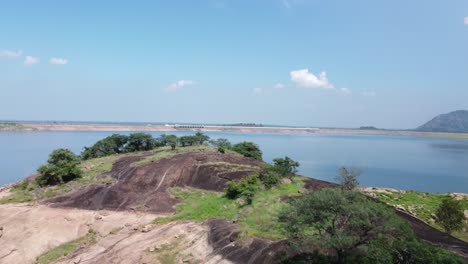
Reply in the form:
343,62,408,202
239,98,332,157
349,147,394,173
335,167,361,190
272,157,300,179
260,165,282,189
225,175,259,205
36,149,82,186
232,142,262,160
435,196,466,234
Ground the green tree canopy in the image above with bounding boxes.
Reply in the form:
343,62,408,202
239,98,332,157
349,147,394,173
279,188,410,263
232,141,263,160
36,149,82,186
81,134,128,160
209,138,232,149
124,133,157,152
436,196,466,234
194,132,210,144
272,156,299,179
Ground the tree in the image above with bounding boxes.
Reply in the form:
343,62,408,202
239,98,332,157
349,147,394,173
435,197,466,234
158,134,178,150
81,134,128,160
279,188,408,263
36,149,82,186
231,141,263,160
335,167,361,190
194,132,210,145
124,133,157,152
272,156,299,179
209,138,232,149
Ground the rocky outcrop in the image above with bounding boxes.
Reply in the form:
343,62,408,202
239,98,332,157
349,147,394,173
47,150,262,213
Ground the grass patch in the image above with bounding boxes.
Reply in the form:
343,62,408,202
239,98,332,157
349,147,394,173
371,190,468,242
132,145,244,167
132,145,218,167
35,229,97,264
154,177,305,240
154,188,239,224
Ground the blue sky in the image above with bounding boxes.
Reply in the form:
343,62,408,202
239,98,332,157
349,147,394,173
1,0,467,128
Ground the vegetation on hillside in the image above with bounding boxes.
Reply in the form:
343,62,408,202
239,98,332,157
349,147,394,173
231,141,263,160
278,188,463,263
436,197,467,235
36,149,82,186
370,190,468,242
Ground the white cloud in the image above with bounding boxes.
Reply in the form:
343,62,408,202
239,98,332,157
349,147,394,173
253,87,263,95
0,50,22,58
273,83,285,89
290,69,334,89
464,16,468,25
49,57,68,65
167,80,195,92
363,90,376,97
24,56,40,65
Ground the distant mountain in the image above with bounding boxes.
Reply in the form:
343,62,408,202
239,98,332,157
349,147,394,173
417,110,468,133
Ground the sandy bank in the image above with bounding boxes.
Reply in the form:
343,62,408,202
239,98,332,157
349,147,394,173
3,122,468,139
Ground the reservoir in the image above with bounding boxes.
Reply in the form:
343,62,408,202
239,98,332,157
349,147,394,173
1,131,467,193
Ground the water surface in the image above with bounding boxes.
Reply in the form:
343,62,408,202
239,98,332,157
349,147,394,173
1,131,467,193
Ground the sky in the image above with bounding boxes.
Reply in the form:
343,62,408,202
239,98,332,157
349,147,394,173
1,0,467,129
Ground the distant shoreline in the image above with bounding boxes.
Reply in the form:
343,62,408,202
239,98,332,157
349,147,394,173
1,122,468,139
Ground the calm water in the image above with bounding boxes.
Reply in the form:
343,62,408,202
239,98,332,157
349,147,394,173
1,131,467,193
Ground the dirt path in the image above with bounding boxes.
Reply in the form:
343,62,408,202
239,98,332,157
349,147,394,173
0,204,157,264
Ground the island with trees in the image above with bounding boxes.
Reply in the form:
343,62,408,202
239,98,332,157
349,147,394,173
0,132,466,263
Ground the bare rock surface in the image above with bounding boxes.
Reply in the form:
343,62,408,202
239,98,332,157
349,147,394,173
0,204,156,264
47,151,262,213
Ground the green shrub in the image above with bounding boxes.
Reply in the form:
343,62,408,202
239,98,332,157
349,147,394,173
36,149,82,186
272,157,299,179
225,175,259,204
232,142,262,161
436,196,466,234
260,165,281,189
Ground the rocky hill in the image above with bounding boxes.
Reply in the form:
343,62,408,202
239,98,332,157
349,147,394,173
417,110,468,133
0,146,466,263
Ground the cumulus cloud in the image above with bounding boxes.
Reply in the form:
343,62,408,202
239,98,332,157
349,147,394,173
290,69,334,89
0,49,22,58
363,90,376,97
273,83,285,89
24,56,40,65
465,16,468,25
167,80,195,92
49,57,68,65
